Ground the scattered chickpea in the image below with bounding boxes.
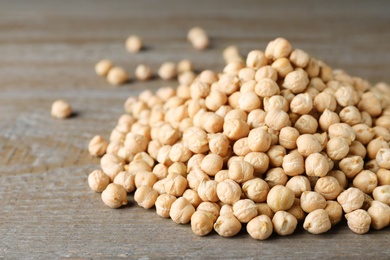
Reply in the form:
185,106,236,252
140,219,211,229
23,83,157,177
88,169,110,192
135,171,158,188
170,197,196,224
303,209,331,234
100,153,125,181
265,167,288,188
155,194,177,218
197,180,219,202
300,191,327,213
135,64,153,81
345,209,371,234
353,170,378,194
287,198,306,222
376,148,390,169
158,62,177,80
191,210,215,236
177,59,194,73
285,176,311,198
182,189,202,208
367,201,390,230
114,171,135,193
95,59,114,77
267,185,295,212
228,161,254,183
51,99,73,119
266,145,285,168
107,66,129,85
88,135,109,157
187,27,210,50
272,211,297,236
164,172,188,197
101,183,128,209
326,137,350,161
125,35,143,53
214,213,242,237
247,215,273,240
337,188,365,213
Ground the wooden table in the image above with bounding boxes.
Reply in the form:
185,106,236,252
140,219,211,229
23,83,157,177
1,0,389,258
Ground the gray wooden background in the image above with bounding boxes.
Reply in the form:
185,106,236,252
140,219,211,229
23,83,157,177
0,0,389,258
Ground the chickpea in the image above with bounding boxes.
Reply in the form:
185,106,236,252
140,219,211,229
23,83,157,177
305,153,329,177
95,59,114,77
182,189,202,208
367,201,390,230
339,106,362,126
326,137,349,161
238,67,255,83
224,108,247,121
191,210,215,236
187,154,206,173
265,37,292,60
51,99,73,119
233,199,258,223
187,167,210,191
267,145,286,168
223,45,243,64
282,151,305,176
208,133,230,157
187,27,209,50
244,152,269,175
290,93,312,115
169,143,192,163
101,183,128,209
246,50,267,69
100,153,125,181
255,65,278,82
164,172,188,197
135,64,152,81
246,215,273,240
247,109,266,129
255,78,280,98
228,161,254,183
314,176,342,200
353,170,378,194
265,109,290,131
214,213,242,237
289,49,310,68
107,66,129,85
294,114,318,134
113,171,135,193
300,191,327,213
266,185,295,212
376,168,390,186
345,209,371,234
337,187,365,213
324,201,343,226
376,148,390,169
282,69,309,93
168,162,187,177
272,211,297,236
88,170,110,192
265,167,288,188
303,209,331,234
242,178,269,203
197,180,219,202
348,140,367,158
247,127,272,153
170,197,195,224
263,95,289,112
334,86,359,107
218,74,240,95
372,185,390,206
155,194,177,218
197,202,220,220
223,119,249,141
238,91,261,112
285,176,311,198
135,171,158,188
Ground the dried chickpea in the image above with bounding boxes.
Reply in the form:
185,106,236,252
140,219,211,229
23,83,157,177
95,59,114,77
246,50,267,69
377,169,390,186
186,128,209,154
127,160,152,174
135,171,158,188
367,201,390,230
214,170,229,183
265,167,288,188
88,135,109,157
168,162,187,177
164,172,188,197
228,92,241,108
88,170,110,192
326,137,349,161
125,35,143,52
101,183,128,209
255,78,280,98
51,99,72,119
289,49,310,68
353,170,378,194
367,138,389,159
267,185,295,212
218,74,240,95
285,176,311,198
376,148,390,169
238,91,261,112
228,160,254,183
135,64,152,81
314,176,342,200
339,106,362,126
300,191,327,213
182,189,202,208
294,115,318,134
114,171,135,193
191,210,215,236
107,66,129,85
242,178,269,203
265,37,292,60
255,65,278,82
158,62,177,80
337,187,365,213
197,202,220,220
155,194,177,218
169,143,192,163
303,209,331,234
334,86,359,107
272,211,297,236
100,153,125,181
205,90,227,111
372,185,390,206
198,180,219,202
348,140,367,158
373,126,390,141
124,132,148,154
267,145,286,168
305,153,329,177
282,151,305,176
265,109,289,131
238,67,255,83
290,93,312,115
169,197,195,224
282,69,309,93
223,46,243,64
233,137,251,156
214,213,242,237
187,154,206,172
246,215,273,240
187,27,209,50
244,152,269,175
345,209,371,234
324,200,343,226
247,128,272,153
233,199,258,223
365,159,380,173
187,167,210,191
223,119,249,140
153,179,166,195
247,109,266,129
208,133,230,157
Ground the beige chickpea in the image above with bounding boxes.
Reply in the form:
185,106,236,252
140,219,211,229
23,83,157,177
233,199,258,223
272,211,297,236
376,148,390,169
353,170,378,194
337,187,365,213
205,90,227,111
339,106,362,126
246,127,271,153
169,197,195,224
240,80,256,93
266,185,295,212
228,161,254,183
327,170,348,189
373,126,390,141
201,112,224,134
265,167,288,188
303,209,331,234
190,82,210,100
100,153,125,181
238,91,261,112
294,114,318,134
224,108,247,121
228,91,241,108
265,37,292,60
246,215,273,240
247,109,266,129
278,127,298,150
256,203,275,219
223,119,249,141
282,69,309,93
197,180,219,202
168,162,187,177
127,160,152,174
125,35,143,52
164,172,188,197
133,152,154,168
238,67,255,83
334,86,359,107
367,201,390,230
95,59,114,77
375,115,390,129
101,183,128,209
287,198,306,222
158,62,177,80
289,48,310,68
208,133,230,157
267,145,286,168
290,93,312,115
338,156,363,180
326,137,349,160
88,170,110,192
244,152,269,175
365,159,380,173
155,194,177,218
324,201,343,226
187,27,209,50
314,176,342,200
345,209,371,234
186,128,209,154
233,137,251,156
314,92,337,113
254,78,280,98
199,70,218,85
319,109,340,132
360,111,373,127
124,132,148,154
197,202,220,220
177,59,193,74
182,189,202,208
51,99,72,119
265,109,290,131
152,179,166,195
377,169,390,186
309,77,326,92
282,151,305,176
305,153,329,177
107,66,129,85
88,135,109,157
372,185,390,206
187,167,210,191
367,138,390,159
218,74,240,95
214,170,230,183
156,145,173,166
272,58,293,78
305,58,319,77
255,65,278,82
300,191,327,213
113,171,135,193
246,50,267,69
285,176,311,198
157,123,180,146
191,210,215,236
187,154,206,173
134,171,158,188
348,140,367,158
214,213,242,237
152,164,168,180
358,92,382,117
242,178,269,203
169,143,192,163
223,45,243,64
135,64,152,81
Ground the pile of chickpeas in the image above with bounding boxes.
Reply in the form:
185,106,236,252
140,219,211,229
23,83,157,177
88,35,390,239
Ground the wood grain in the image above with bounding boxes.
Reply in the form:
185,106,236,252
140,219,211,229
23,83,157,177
0,0,389,258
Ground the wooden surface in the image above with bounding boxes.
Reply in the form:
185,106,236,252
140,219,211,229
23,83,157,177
1,0,389,258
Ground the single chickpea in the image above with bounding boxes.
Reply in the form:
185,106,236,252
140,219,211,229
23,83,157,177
278,127,299,150
265,37,292,60
272,58,294,78
303,209,331,234
345,209,371,234
228,161,254,183
266,185,295,212
300,191,327,213
348,140,367,158
289,49,310,68
214,170,230,183
339,106,362,126
223,46,243,64
169,143,192,163
244,152,270,175
242,178,269,203
191,210,215,236
282,151,305,176
208,133,230,157
153,179,166,195
223,119,250,141
152,164,168,180
246,127,271,153
265,167,288,188
101,183,128,209
168,162,187,177
177,59,193,74
313,92,337,113
127,160,152,175
187,27,209,50
201,112,224,133
134,171,158,188
272,211,297,236
187,167,210,191
373,126,390,142
133,152,154,168
240,80,256,93
233,199,258,223
319,109,340,131
326,137,350,161
337,187,365,213
182,189,202,208
256,203,275,219
187,154,206,172
314,176,342,200
367,201,390,230
51,99,72,119
113,171,135,193
155,194,177,218
238,67,255,83
233,137,251,156
107,66,129,85
255,65,278,82
287,198,306,222
365,159,380,173
305,58,320,78
125,35,143,52
197,202,220,220
205,90,227,111
377,169,390,185
197,180,219,202
158,62,177,80
218,74,240,95
265,108,290,131
238,91,261,112
95,59,114,77
224,108,248,121
324,201,343,226
246,50,267,69
290,93,312,115
255,78,280,98
372,185,390,206
353,170,378,194
334,86,359,107
88,170,110,192
214,213,242,237
305,153,329,177
164,172,188,197
247,109,266,129
156,145,173,166
376,148,390,169
282,69,309,93
285,176,311,198
135,64,152,81
360,111,373,127
246,215,273,240
124,132,148,154
375,115,390,130
358,91,383,117
169,197,195,224
267,145,286,168
228,92,241,108
294,114,318,134
88,135,109,157
100,153,125,181
327,170,348,189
